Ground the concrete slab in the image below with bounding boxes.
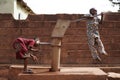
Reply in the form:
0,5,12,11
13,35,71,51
108,72,120,80
8,65,50,80
17,67,107,80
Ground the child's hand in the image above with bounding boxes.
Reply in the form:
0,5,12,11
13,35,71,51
31,55,39,63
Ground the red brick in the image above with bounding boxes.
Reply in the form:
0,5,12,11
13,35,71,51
57,14,71,20
62,35,87,43
0,28,21,36
43,15,57,21
100,22,115,28
101,56,120,64
0,21,14,28
114,22,120,28
62,43,89,50
27,14,57,21
104,43,120,50
62,50,91,58
106,50,120,57
100,36,113,44
19,20,29,27
100,28,120,35
21,28,52,36
27,14,44,21
66,28,86,35
28,21,44,28
112,35,120,43
0,14,14,20
103,12,120,21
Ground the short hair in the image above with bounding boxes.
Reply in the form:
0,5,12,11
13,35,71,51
89,8,96,14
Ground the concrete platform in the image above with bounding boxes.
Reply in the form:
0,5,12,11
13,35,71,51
16,67,107,80
8,65,50,80
108,72,120,80
9,65,120,80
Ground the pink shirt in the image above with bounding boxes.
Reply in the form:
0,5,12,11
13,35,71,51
13,38,35,59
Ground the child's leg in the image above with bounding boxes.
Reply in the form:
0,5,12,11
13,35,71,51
23,58,28,71
96,37,107,55
23,58,33,74
88,37,99,59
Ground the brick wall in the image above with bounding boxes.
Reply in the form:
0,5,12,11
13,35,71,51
0,13,119,67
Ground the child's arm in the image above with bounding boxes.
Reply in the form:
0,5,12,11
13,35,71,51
82,14,94,20
99,12,105,24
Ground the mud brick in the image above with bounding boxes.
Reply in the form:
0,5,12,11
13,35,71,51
28,21,44,28
114,22,120,28
0,56,11,64
14,20,29,28
0,49,14,57
27,14,57,21
102,57,120,64
70,14,83,20
103,50,120,57
57,14,71,20
62,50,91,58
27,21,55,28
76,58,93,64
100,28,120,35
19,20,29,27
100,22,115,28
103,44,111,51
0,28,21,36
108,28,120,35
27,14,44,21
76,50,91,58
99,28,109,35
40,45,51,51
21,28,52,36
110,43,120,50
62,35,87,43
62,57,93,64
14,20,20,27
69,22,77,28
109,57,120,64
64,55,79,64
103,12,120,21
112,35,120,43
70,21,86,29
62,43,89,50
0,35,17,42
0,42,11,49
43,15,57,21
43,22,55,29
76,21,86,28
66,28,86,35
100,36,113,44
104,43,120,50
77,44,89,50
0,21,14,28
0,14,14,20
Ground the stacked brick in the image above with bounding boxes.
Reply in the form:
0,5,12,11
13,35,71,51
0,13,119,67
